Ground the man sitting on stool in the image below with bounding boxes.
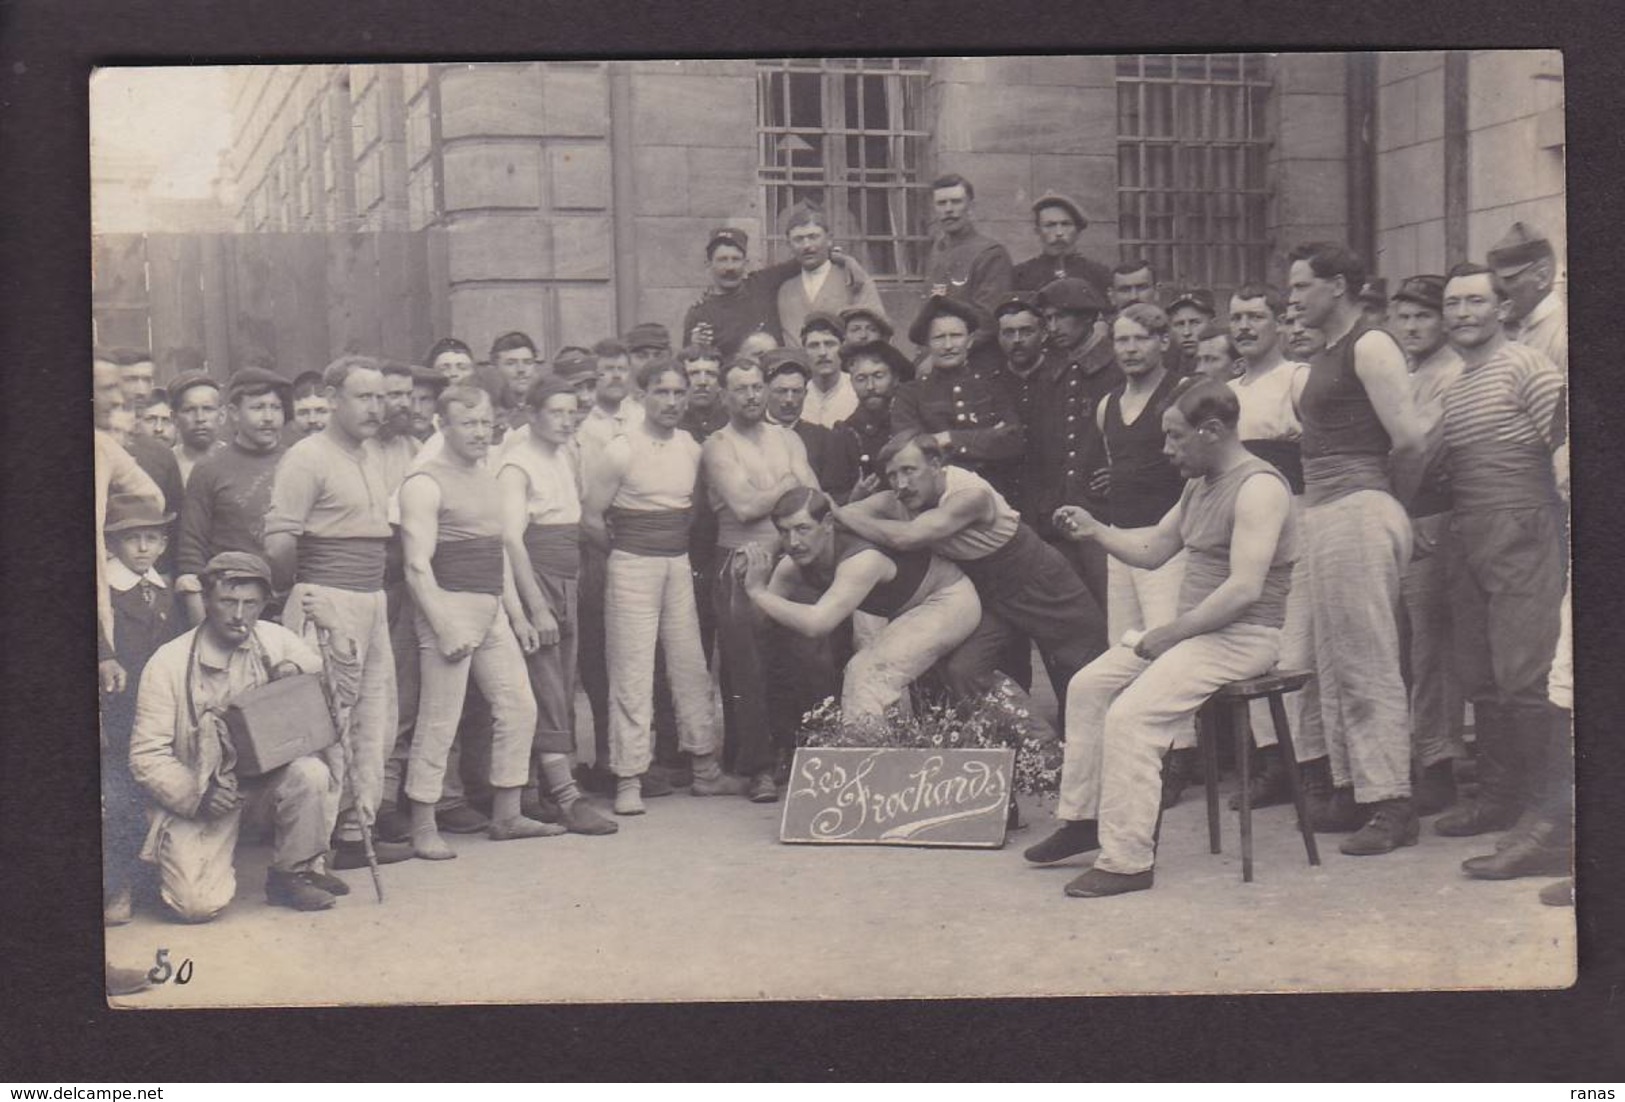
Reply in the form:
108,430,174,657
1027,378,1295,897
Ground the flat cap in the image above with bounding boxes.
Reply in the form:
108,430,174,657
225,366,291,402
168,371,221,406
759,347,812,378
1167,287,1218,316
104,491,174,533
992,291,1042,320
201,551,274,588
800,311,844,341
624,323,672,352
551,346,598,380
707,226,750,256
1392,275,1445,313
1487,221,1556,275
837,304,895,340
1035,277,1107,315
908,294,985,347
1031,190,1090,229
839,339,916,383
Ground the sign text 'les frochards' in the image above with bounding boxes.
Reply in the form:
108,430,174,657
779,747,1014,848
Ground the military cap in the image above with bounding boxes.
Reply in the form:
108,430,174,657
779,200,829,237
1487,222,1556,276
838,304,895,340
800,311,844,342
1168,286,1218,316
551,346,598,380
168,371,222,407
225,366,291,403
1035,277,1107,315
201,551,274,589
706,227,750,257
1357,278,1389,309
104,491,174,533
992,291,1042,321
907,294,985,347
1392,275,1446,313
1031,190,1090,229
624,323,672,352
838,339,915,383
760,346,813,379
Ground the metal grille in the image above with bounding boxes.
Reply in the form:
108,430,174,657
757,58,931,279
1116,54,1273,296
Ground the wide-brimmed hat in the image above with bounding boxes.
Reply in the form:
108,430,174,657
104,492,174,533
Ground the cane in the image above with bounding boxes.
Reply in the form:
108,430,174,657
313,623,385,904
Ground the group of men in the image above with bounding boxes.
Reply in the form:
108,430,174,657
94,166,1571,946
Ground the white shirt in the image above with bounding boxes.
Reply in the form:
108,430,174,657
800,260,832,305
1229,360,1308,443
106,557,168,593
801,373,859,428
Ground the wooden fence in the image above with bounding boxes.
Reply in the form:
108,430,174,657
91,231,448,383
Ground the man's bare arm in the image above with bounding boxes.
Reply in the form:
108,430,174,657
834,483,990,552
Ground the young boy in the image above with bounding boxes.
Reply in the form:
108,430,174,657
98,492,182,925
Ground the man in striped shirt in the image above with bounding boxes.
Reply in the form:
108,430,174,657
1433,263,1569,883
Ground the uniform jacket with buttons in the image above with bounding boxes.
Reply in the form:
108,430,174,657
889,357,1025,483
1006,334,1123,539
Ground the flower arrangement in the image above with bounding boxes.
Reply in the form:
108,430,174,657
797,677,1064,799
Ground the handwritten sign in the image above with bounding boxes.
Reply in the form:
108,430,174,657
779,747,1014,848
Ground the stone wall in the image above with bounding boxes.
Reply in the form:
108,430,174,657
1267,54,1350,280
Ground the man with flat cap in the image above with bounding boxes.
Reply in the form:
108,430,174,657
175,367,292,625
169,372,227,488
839,304,894,348
1026,277,1123,617
625,323,674,377
777,201,885,349
1012,192,1112,299
129,551,349,920
891,295,1024,489
1167,287,1218,369
834,339,913,483
1489,221,1566,374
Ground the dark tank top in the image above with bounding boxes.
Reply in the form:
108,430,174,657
1103,371,1186,528
1300,319,1395,460
803,532,934,619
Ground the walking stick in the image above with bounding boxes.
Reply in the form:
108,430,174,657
313,624,385,904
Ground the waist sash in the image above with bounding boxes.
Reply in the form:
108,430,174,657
296,536,387,592
1303,453,1390,507
608,507,691,557
432,535,505,595
524,523,581,580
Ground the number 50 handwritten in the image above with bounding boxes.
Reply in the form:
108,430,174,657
146,948,195,985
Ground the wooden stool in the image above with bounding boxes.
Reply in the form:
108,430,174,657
1195,669,1320,882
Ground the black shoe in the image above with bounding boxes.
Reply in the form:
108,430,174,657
1412,759,1459,817
1434,797,1523,837
1023,820,1101,864
1309,786,1364,833
299,868,351,896
330,838,416,869
1161,748,1195,810
748,772,780,803
266,868,336,912
1462,820,1571,880
1339,798,1420,856
1229,745,1292,811
436,804,491,834
1064,866,1154,897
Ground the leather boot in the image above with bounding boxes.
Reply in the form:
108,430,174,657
1339,797,1420,855
1229,744,1291,811
1436,702,1524,836
1462,817,1572,880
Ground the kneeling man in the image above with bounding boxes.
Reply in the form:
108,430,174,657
1026,378,1295,897
740,486,982,719
129,552,345,921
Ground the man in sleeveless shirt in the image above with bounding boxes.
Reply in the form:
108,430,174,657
740,487,982,719
397,385,565,859
1433,263,1569,883
264,356,416,869
497,377,618,836
833,433,1104,719
1283,242,1425,856
704,359,822,802
584,360,731,816
1028,379,1295,897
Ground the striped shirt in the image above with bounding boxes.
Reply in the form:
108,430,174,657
1441,340,1564,511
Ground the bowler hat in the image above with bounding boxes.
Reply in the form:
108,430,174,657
838,304,895,340
201,551,274,589
1035,278,1107,315
907,294,985,347
1487,221,1556,276
104,492,174,533
1392,275,1446,313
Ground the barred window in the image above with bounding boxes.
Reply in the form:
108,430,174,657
1116,54,1273,296
757,58,931,279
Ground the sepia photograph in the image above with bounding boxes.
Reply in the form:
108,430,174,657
89,51,1574,1008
